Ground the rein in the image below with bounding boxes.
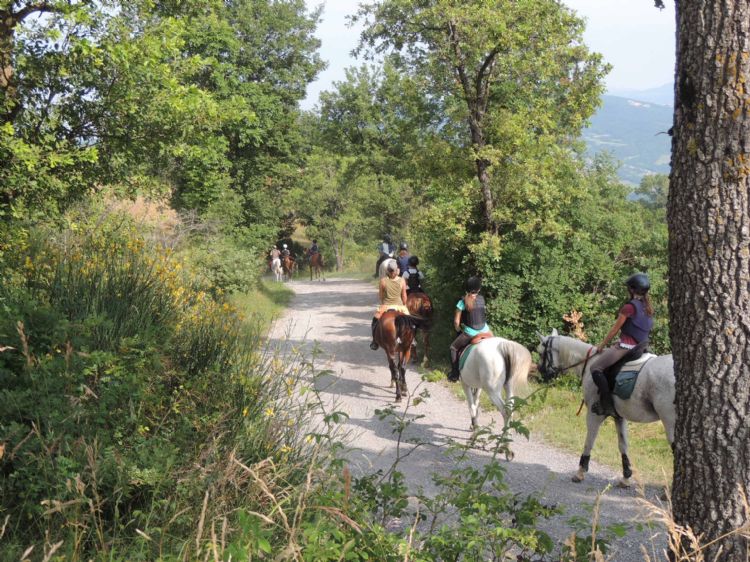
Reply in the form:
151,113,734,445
540,337,597,379
540,337,597,416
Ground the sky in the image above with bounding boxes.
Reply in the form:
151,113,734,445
301,0,676,110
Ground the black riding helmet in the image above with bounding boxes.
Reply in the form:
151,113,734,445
625,273,650,294
399,242,408,251
466,276,482,293
383,234,392,243
408,255,419,266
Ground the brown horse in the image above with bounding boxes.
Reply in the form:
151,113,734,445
406,292,433,366
309,252,324,281
282,255,295,280
373,310,416,402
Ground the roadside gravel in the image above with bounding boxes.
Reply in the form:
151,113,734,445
269,277,668,561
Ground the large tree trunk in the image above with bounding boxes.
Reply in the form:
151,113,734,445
669,2,750,559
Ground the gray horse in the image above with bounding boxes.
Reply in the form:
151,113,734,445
537,329,675,487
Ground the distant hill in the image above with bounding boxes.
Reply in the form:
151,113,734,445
608,83,674,106
582,94,673,185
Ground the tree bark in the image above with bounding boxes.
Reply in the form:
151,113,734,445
669,2,750,559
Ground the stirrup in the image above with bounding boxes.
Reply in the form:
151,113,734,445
370,342,379,350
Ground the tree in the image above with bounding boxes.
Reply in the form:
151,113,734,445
354,0,607,232
668,1,750,559
1,0,93,123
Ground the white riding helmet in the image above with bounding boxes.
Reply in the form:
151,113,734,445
283,244,288,249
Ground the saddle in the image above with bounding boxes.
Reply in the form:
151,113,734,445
603,340,654,397
457,331,495,370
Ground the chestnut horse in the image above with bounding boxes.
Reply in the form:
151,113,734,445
282,255,295,281
309,252,324,281
406,292,433,366
373,310,417,402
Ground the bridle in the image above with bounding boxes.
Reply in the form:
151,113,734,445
538,336,596,382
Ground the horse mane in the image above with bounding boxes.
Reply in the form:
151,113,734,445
497,338,532,396
557,335,594,368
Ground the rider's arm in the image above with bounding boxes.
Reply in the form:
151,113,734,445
453,307,462,333
597,313,628,351
379,278,386,303
400,278,407,305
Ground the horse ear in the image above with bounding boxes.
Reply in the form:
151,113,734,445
551,328,559,336
536,330,544,342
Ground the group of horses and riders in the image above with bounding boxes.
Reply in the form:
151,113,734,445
268,240,324,281
369,256,675,484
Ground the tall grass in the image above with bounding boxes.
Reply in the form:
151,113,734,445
0,214,347,560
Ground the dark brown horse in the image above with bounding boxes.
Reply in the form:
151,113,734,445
406,292,433,366
373,310,416,402
309,252,324,281
282,255,295,280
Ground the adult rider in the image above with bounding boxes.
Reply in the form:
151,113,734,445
374,235,396,277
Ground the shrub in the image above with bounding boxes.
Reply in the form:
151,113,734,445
0,214,325,560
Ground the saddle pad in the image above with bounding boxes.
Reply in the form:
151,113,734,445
622,352,656,369
458,344,476,371
613,370,639,400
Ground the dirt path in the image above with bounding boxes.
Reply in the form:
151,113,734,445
269,277,667,560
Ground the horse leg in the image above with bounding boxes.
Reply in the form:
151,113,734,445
411,330,418,364
573,411,606,483
462,381,480,429
421,330,430,368
390,356,402,402
614,417,633,488
399,347,410,394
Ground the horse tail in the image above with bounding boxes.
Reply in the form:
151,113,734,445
499,339,532,396
395,314,416,340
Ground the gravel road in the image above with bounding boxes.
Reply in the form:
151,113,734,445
269,277,668,561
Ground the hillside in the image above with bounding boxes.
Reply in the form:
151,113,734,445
583,94,673,185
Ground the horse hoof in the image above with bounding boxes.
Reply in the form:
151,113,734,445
572,472,585,483
616,478,632,489
394,396,402,403
389,381,395,388
505,450,515,462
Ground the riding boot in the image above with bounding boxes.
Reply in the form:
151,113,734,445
591,369,617,417
448,360,460,382
370,318,379,350
448,348,460,382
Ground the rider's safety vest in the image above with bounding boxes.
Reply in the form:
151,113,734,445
405,267,421,291
621,298,653,343
461,295,487,331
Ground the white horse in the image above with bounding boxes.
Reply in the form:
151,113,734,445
459,337,532,434
537,329,675,487
271,257,283,282
378,258,398,278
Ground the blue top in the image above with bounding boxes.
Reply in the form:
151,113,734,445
456,299,490,337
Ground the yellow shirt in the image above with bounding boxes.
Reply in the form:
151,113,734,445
382,276,405,306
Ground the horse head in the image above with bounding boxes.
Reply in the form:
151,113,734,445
536,329,561,382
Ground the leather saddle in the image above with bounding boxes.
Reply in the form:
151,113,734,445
603,340,654,388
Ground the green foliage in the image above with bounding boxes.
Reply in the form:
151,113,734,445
0,214,325,559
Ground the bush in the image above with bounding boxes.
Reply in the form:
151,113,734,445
0,214,328,560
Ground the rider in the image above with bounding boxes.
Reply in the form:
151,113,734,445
449,276,491,382
374,234,395,277
370,260,409,350
309,239,319,256
402,255,425,294
269,245,281,266
396,242,410,273
589,273,654,417
281,243,291,258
